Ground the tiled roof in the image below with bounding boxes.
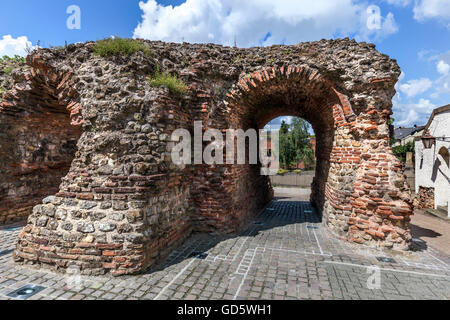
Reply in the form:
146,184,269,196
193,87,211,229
394,126,425,140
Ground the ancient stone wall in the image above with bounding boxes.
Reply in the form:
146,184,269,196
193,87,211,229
0,57,81,224
413,186,435,209
0,112,80,224
0,38,414,275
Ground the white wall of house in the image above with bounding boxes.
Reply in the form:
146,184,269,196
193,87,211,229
401,130,424,146
415,109,450,215
392,128,424,147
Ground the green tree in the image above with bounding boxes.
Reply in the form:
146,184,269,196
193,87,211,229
392,141,415,163
280,120,289,135
279,121,295,168
290,118,315,168
278,118,315,169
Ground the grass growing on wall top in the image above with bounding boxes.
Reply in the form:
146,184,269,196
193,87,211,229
1,55,26,64
147,71,187,96
94,38,151,57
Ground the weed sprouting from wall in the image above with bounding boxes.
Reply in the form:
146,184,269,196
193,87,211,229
147,70,187,96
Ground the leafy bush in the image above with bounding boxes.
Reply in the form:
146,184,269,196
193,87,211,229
0,55,25,63
294,169,302,174
147,71,187,96
392,141,415,163
94,38,151,57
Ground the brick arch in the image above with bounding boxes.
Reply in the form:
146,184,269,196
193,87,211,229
194,64,413,250
208,66,355,129
0,54,84,126
0,51,83,225
200,66,358,224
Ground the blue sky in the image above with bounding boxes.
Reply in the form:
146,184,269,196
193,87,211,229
1,0,450,130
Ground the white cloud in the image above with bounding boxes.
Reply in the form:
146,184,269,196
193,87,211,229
0,35,32,57
437,60,450,75
382,12,399,35
413,0,450,23
393,72,439,127
412,98,436,113
398,78,433,98
133,0,398,47
383,0,412,7
384,0,450,27
357,8,399,41
395,109,419,127
432,52,450,96
394,98,436,126
417,49,440,62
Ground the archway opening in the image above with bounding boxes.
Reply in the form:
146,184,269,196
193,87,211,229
0,70,82,225
264,116,317,203
194,66,345,232
244,95,335,222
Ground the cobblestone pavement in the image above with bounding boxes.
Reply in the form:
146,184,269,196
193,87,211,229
0,195,449,300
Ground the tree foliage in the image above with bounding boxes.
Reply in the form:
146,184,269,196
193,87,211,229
392,141,415,163
279,118,315,169
0,55,25,64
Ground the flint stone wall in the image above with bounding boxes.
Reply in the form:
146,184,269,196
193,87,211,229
0,39,413,275
413,186,435,209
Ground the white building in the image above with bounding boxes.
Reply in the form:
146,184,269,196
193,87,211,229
415,105,450,217
393,125,424,147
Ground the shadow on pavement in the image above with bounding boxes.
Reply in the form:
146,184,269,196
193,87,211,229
145,200,322,275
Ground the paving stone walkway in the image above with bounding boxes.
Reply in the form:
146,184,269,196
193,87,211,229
0,195,449,300
410,210,450,256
